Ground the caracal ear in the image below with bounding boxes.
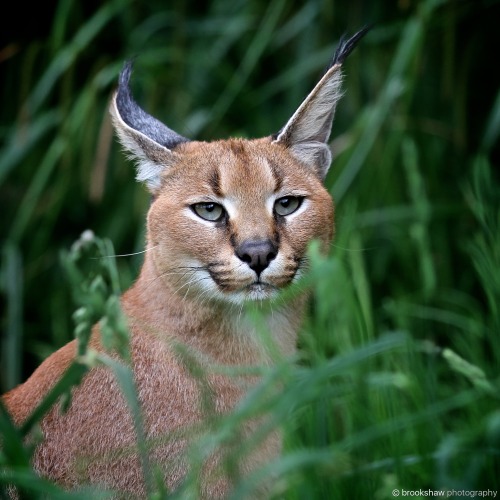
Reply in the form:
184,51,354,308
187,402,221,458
109,61,190,192
273,27,369,179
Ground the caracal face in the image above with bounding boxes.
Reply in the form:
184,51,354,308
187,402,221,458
147,138,334,304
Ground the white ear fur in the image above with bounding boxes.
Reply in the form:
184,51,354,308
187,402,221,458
274,65,344,178
273,28,369,179
110,96,175,191
290,142,333,174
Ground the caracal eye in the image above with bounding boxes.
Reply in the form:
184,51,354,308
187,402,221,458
274,196,302,216
192,202,225,222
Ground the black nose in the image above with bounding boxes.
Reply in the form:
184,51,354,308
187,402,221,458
235,239,278,276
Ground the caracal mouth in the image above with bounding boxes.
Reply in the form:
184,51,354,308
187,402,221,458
242,281,279,301
247,281,274,291
208,272,288,303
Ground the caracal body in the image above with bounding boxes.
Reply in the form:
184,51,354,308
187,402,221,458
3,29,367,498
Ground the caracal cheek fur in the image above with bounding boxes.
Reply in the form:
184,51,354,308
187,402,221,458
2,29,367,498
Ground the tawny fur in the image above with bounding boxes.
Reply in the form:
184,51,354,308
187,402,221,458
3,139,333,497
2,29,367,498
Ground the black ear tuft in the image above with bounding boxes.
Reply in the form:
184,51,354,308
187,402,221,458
110,61,192,191
118,59,134,89
325,25,371,71
115,61,189,150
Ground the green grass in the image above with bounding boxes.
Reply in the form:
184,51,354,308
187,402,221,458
1,0,500,497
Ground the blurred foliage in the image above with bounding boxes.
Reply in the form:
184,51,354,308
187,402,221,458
1,0,500,497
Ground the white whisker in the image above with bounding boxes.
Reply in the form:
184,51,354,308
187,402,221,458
237,301,245,324
138,266,203,298
94,244,160,259
195,287,218,309
174,275,211,298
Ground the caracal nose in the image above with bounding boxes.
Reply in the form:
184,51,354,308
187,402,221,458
235,239,278,276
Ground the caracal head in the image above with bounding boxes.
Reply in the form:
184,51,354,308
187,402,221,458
110,29,368,304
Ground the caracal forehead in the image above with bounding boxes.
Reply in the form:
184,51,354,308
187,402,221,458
174,138,320,201
216,140,277,199
174,139,288,199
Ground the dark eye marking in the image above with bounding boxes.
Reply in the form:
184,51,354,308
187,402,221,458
208,169,223,197
267,160,283,193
